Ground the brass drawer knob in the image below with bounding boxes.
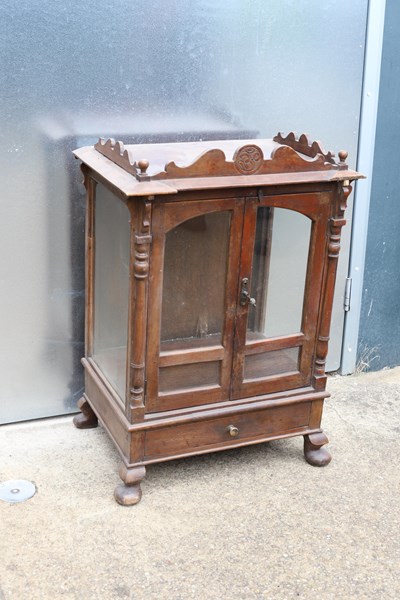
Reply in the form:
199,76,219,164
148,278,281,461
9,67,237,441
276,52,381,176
227,425,239,437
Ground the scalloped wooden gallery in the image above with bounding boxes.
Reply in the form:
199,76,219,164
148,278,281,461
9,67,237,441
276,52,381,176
73,133,364,504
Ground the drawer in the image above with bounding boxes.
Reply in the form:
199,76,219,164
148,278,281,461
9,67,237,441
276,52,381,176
144,401,311,460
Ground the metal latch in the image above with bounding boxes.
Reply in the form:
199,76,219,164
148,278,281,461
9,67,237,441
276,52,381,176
240,277,256,307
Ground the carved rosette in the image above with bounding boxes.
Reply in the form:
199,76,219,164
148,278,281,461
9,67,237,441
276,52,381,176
233,144,264,174
129,201,152,418
313,182,352,388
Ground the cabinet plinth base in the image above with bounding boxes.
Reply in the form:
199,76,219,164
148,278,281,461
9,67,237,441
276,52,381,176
73,396,98,429
114,464,146,506
76,358,333,504
303,432,331,466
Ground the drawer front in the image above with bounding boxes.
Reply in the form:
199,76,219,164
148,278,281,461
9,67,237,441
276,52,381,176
144,402,311,460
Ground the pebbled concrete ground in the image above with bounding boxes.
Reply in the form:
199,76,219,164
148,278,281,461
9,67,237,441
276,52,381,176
1,368,399,600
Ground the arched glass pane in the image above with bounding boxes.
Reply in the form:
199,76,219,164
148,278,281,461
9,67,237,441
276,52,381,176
161,212,231,349
248,207,311,340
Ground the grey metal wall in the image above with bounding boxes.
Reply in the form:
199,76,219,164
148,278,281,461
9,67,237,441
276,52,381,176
358,0,400,371
0,1,368,423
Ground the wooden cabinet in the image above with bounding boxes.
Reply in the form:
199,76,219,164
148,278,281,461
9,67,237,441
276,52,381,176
73,133,363,504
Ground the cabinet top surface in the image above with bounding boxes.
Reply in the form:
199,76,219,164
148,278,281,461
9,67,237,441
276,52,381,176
73,132,364,197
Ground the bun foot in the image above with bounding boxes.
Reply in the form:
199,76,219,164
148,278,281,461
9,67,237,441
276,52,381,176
114,464,146,506
304,432,331,467
73,396,98,429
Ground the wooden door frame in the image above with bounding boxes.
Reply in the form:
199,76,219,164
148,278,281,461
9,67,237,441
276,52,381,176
231,190,332,400
145,195,245,412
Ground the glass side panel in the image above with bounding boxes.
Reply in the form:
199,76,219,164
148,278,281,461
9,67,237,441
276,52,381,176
244,348,299,381
159,362,220,394
93,184,130,399
247,208,311,341
161,212,231,349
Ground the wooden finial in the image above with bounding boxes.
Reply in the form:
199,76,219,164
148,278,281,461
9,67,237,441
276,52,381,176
338,150,348,164
137,159,149,175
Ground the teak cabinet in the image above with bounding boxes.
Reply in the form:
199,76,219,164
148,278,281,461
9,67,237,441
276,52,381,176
73,133,363,505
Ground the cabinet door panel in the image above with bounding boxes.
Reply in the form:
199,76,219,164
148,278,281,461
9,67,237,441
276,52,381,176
244,347,299,380
159,361,221,394
146,197,244,412
232,192,330,399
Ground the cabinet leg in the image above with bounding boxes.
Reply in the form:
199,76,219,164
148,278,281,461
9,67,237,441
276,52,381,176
303,431,331,467
114,464,146,506
73,396,98,429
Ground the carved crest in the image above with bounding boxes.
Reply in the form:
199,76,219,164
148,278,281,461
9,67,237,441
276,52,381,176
94,138,151,180
153,144,334,180
94,133,349,181
273,132,337,164
95,138,139,176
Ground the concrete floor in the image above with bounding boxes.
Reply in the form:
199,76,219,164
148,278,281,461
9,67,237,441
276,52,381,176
1,368,400,600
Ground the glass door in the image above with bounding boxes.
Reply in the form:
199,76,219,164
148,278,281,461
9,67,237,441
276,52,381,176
146,197,244,412
231,192,331,399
